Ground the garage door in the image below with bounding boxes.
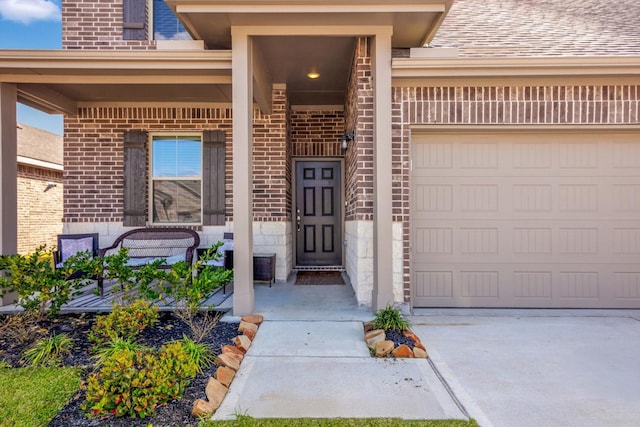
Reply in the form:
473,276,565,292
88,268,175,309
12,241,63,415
411,131,640,308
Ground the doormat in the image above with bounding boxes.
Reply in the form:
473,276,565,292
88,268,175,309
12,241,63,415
295,271,346,285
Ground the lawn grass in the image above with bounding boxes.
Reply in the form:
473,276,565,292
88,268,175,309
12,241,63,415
203,415,480,427
0,366,81,427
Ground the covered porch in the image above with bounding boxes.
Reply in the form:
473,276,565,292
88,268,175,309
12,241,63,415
0,0,453,314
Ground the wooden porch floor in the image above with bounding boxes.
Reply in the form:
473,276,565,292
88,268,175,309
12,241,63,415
0,280,234,314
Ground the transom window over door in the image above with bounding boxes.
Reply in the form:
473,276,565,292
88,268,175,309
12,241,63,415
150,135,202,224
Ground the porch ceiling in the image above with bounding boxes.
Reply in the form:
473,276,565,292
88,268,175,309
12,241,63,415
167,0,452,106
0,50,232,114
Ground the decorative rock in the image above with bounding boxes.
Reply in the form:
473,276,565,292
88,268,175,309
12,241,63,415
375,340,395,357
238,320,259,334
243,328,256,341
191,398,215,417
413,341,427,351
221,345,244,359
241,314,264,325
402,331,426,351
365,329,386,349
363,321,376,333
392,344,414,358
214,353,240,371
216,366,236,387
205,377,228,409
234,334,252,353
413,347,428,359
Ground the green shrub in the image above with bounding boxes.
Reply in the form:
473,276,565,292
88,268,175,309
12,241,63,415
88,299,159,345
83,342,198,419
23,333,74,367
179,335,215,374
373,305,411,332
0,247,96,319
156,243,232,341
91,337,150,367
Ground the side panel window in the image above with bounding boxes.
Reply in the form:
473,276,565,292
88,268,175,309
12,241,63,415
153,0,191,40
151,136,202,224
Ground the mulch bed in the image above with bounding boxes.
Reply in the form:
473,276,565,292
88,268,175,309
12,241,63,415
0,311,239,427
294,271,346,285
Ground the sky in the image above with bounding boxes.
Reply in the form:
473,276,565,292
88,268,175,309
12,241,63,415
0,0,63,135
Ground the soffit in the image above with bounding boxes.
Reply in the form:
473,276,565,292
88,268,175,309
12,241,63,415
166,0,451,105
167,0,452,49
0,50,232,113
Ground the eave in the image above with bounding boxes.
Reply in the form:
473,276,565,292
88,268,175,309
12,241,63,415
392,56,640,80
0,50,232,114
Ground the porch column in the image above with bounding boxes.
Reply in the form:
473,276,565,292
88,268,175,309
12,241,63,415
231,28,255,315
0,83,17,255
371,29,394,311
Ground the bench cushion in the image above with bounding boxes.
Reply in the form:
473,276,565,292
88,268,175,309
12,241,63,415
125,253,187,267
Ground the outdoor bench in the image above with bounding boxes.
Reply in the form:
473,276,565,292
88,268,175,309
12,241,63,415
97,227,200,296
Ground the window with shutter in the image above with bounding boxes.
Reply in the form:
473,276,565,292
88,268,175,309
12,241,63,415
123,0,147,40
122,131,225,227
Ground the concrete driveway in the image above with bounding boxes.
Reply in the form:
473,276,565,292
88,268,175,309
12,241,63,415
410,309,640,427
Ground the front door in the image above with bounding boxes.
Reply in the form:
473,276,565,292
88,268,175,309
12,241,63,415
295,161,342,266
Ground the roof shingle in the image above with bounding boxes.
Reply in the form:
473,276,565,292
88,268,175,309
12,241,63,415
430,0,640,57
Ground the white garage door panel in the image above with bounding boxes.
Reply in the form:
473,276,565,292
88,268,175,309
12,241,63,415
411,132,640,308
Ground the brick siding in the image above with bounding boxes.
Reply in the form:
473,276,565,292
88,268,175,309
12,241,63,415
253,88,290,221
64,95,291,224
17,165,63,253
395,84,640,302
345,37,374,222
290,109,344,157
62,0,155,50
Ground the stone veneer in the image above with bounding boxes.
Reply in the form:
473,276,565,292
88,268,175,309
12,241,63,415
345,221,404,308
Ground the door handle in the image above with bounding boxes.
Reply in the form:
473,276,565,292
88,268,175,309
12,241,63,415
296,209,301,232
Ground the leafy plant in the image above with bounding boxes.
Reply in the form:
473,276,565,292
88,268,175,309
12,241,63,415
88,299,159,345
91,337,150,367
83,341,199,419
373,305,411,332
0,247,95,319
0,360,11,369
178,334,215,374
23,333,74,367
155,242,232,341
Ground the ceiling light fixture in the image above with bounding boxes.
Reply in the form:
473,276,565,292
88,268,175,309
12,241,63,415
306,71,320,79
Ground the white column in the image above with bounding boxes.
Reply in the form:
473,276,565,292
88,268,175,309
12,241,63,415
231,28,255,315
0,83,17,255
372,29,394,311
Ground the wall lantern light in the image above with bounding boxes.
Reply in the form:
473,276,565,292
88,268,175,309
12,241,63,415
339,130,355,151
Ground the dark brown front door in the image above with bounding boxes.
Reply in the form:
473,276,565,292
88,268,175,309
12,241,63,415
295,161,342,266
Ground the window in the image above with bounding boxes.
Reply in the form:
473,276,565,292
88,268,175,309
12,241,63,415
150,135,202,224
153,0,191,40
123,130,225,227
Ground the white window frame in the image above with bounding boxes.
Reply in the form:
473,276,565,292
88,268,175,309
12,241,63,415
148,132,203,226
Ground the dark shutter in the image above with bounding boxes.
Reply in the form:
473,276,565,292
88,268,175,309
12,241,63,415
123,0,146,40
202,130,226,226
123,130,147,226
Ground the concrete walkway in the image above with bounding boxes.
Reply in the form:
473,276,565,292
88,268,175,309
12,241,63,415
215,282,467,421
218,281,640,426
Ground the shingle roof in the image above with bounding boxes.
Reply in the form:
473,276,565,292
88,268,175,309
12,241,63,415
430,0,640,57
17,123,63,166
